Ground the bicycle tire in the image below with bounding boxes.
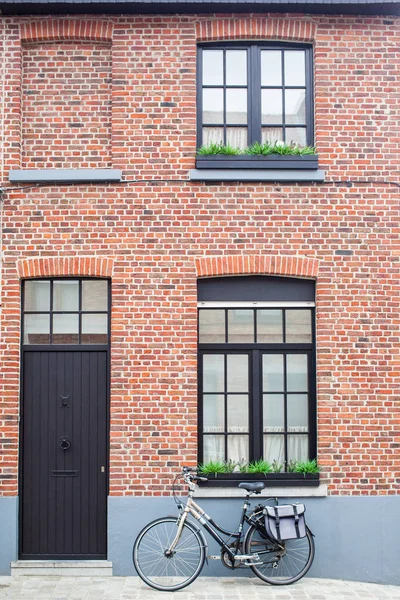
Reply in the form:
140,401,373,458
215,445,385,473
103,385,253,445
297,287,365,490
133,516,206,591
244,523,315,585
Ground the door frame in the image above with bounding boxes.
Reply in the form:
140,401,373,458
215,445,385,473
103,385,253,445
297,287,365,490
18,278,111,560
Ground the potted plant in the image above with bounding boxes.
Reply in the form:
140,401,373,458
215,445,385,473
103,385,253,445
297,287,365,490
195,141,319,170
197,459,320,487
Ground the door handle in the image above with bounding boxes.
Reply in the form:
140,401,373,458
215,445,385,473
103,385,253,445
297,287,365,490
59,437,71,451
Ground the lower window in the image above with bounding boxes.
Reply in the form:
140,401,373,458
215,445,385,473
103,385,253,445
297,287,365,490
198,306,316,470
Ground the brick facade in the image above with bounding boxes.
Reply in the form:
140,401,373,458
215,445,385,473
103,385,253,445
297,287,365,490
0,12,399,499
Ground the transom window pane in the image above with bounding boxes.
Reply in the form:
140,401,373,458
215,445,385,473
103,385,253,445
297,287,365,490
53,280,79,311
199,309,225,343
23,279,109,346
53,314,79,345
24,314,50,345
286,309,312,342
257,310,283,343
227,310,254,343
24,281,50,312
82,280,108,311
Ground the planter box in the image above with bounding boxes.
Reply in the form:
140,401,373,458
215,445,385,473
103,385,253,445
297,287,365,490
199,472,320,488
195,154,319,170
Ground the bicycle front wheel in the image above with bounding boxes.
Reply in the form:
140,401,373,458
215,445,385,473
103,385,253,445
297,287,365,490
133,516,206,591
244,523,314,585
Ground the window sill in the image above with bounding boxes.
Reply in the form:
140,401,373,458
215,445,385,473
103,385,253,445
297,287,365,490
195,482,327,499
199,473,319,488
195,154,319,170
189,168,325,183
9,168,122,184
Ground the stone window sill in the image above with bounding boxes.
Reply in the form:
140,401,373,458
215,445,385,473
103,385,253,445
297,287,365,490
9,168,122,184
189,168,325,183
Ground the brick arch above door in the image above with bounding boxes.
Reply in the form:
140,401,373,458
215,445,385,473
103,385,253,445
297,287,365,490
16,257,115,280
195,255,319,279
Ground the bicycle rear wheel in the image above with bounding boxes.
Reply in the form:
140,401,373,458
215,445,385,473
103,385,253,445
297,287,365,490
244,523,314,585
133,516,206,591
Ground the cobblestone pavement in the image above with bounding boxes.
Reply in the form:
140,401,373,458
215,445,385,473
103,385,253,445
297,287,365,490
0,577,400,600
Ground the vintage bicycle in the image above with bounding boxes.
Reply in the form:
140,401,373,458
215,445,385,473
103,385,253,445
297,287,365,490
132,466,315,591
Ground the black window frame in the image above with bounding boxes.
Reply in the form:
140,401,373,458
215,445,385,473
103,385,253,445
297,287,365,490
197,41,315,149
22,277,111,349
198,307,317,473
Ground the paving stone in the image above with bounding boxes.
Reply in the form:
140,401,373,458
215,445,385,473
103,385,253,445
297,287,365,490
0,577,399,600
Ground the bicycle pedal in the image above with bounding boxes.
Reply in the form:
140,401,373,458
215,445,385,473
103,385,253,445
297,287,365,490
207,555,220,560
244,561,263,566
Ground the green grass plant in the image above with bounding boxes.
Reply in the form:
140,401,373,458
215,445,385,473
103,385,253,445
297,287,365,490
196,142,242,155
197,141,316,157
292,459,319,474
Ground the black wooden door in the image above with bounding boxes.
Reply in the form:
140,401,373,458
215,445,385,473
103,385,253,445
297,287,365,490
21,351,108,559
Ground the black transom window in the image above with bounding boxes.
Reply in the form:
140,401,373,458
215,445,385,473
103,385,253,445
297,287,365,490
197,43,314,149
198,277,316,471
22,279,109,345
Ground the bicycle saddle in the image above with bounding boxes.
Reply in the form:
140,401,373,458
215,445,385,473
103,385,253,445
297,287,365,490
238,482,265,494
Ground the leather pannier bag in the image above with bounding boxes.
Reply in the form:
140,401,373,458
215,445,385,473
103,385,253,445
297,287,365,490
263,504,306,541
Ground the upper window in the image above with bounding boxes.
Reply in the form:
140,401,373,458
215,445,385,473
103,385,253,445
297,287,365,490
198,43,314,150
23,279,109,345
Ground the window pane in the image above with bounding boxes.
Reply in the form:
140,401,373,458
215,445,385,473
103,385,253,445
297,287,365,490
228,310,254,343
263,434,284,464
203,435,225,462
261,50,282,86
262,127,283,143
263,354,284,392
53,280,79,311
227,355,248,392
203,89,223,124
228,435,248,463
203,355,224,393
284,51,305,86
202,50,223,85
257,310,283,343
286,127,307,146
262,89,282,124
24,314,50,344
226,89,247,124
202,127,224,146
81,314,108,344
287,435,308,462
226,127,247,150
53,314,79,345
227,395,248,432
285,89,306,124
199,309,225,343
263,394,284,432
203,394,224,432
82,280,108,311
287,354,308,392
226,50,247,85
24,280,50,312
287,394,308,432
286,309,312,343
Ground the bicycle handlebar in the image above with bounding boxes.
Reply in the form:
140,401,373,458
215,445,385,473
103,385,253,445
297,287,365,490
182,466,208,483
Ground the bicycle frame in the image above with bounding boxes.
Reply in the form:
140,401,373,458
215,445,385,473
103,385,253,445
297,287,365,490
168,481,264,563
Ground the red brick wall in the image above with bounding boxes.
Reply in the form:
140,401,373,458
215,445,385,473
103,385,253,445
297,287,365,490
0,14,399,496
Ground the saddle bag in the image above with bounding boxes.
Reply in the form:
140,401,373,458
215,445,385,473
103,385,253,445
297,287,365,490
263,504,306,541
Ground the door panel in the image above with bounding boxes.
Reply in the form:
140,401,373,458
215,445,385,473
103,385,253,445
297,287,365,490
21,351,108,559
